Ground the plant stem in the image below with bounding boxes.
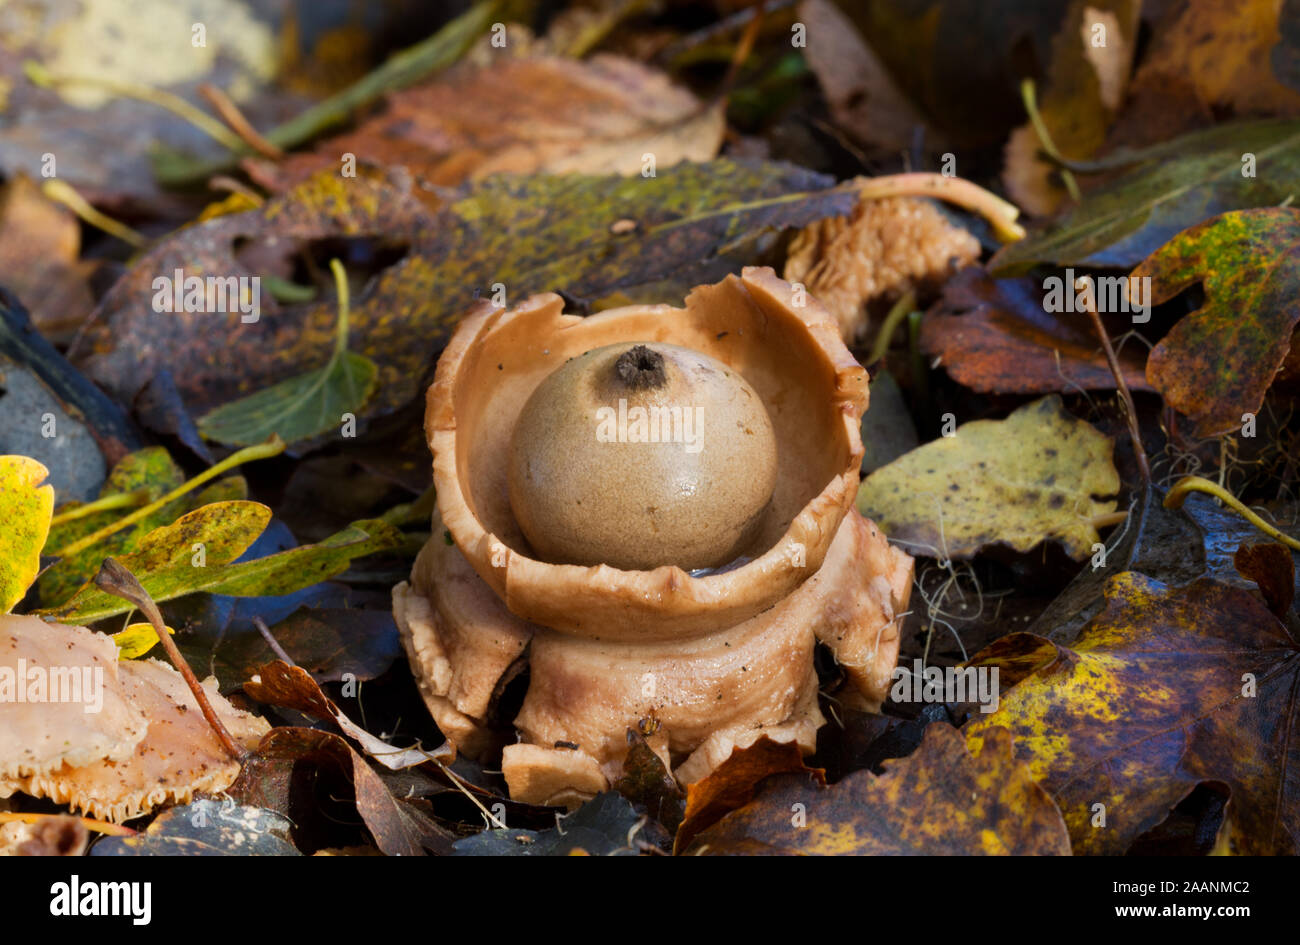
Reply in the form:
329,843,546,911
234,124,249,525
1077,275,1150,482
329,258,350,356
41,180,147,248
1164,477,1300,551
93,558,248,760
54,436,285,558
197,83,284,159
868,291,916,366
1019,78,1081,203
24,61,247,154
50,488,151,527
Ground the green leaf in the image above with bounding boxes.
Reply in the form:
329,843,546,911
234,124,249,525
991,119,1300,272
856,396,1120,560
0,455,53,612
1131,207,1300,437
44,511,403,624
197,350,377,446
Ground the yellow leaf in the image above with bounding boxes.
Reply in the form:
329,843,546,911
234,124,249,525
112,622,175,660
856,395,1119,559
0,456,54,612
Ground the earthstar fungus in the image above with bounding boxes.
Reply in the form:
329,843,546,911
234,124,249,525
393,268,913,807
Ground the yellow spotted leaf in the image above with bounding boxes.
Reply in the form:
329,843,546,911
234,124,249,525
965,572,1300,855
0,456,54,612
856,394,1119,559
684,723,1070,855
112,623,175,660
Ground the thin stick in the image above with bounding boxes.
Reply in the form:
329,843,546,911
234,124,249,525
1019,78,1080,203
54,435,285,558
197,84,284,159
1164,477,1300,551
1076,275,1150,482
252,617,295,666
868,291,916,365
93,558,248,760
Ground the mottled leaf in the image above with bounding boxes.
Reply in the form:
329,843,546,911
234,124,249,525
453,792,650,856
1132,207,1300,437
966,572,1300,855
856,395,1120,559
90,799,299,856
686,724,1070,855
0,455,53,612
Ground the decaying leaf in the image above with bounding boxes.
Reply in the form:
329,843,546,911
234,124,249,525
1235,541,1296,619
249,54,725,191
453,792,651,856
920,266,1152,395
78,161,853,423
0,455,53,612
991,119,1300,272
685,723,1071,855
966,572,1300,854
1001,0,1140,215
674,735,824,854
784,191,980,342
244,660,452,769
0,815,91,856
90,799,298,856
1132,207,1300,437
856,395,1120,559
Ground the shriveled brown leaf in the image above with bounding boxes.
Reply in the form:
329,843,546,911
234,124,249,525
1235,541,1296,619
674,736,824,854
686,724,1070,855
245,659,452,769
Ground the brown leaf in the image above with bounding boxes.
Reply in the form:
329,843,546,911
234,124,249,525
967,572,1300,854
236,727,454,857
245,659,452,768
673,736,824,854
246,54,724,193
685,724,1070,855
1235,541,1296,619
0,175,95,341
613,728,684,834
920,266,1153,394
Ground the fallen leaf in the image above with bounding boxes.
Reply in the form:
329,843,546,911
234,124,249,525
920,266,1153,395
0,174,95,340
90,799,298,856
249,54,725,191
856,395,1120,559
0,455,52,612
43,509,403,624
452,792,651,856
1001,0,1140,215
674,735,824,854
244,660,452,769
111,622,175,660
966,572,1300,854
990,118,1300,272
1235,541,1296,619
79,161,853,422
613,729,684,834
1132,207,1300,437
685,723,1071,855
236,727,453,856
